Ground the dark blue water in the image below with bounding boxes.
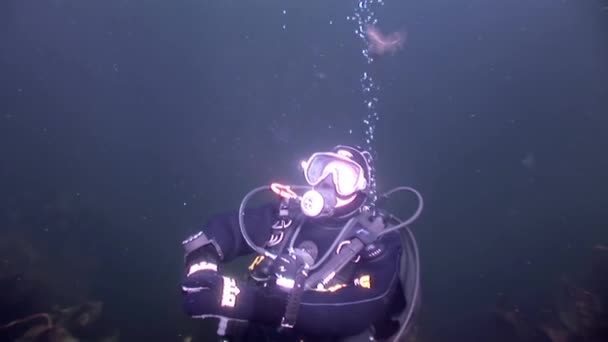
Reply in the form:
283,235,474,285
1,0,607,341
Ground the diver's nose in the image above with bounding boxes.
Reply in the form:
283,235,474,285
316,174,336,190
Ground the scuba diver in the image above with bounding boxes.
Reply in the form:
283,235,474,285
181,145,423,342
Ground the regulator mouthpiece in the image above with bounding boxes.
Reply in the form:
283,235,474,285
300,190,325,217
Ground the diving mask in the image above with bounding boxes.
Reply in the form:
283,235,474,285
301,151,368,197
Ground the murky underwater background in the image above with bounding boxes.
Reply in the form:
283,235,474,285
1,0,608,341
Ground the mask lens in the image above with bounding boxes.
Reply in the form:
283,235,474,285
304,155,329,185
326,161,360,196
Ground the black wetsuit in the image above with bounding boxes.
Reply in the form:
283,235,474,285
181,203,406,341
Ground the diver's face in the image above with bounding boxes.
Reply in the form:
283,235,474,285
313,175,357,208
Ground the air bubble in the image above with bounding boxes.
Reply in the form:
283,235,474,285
353,0,386,200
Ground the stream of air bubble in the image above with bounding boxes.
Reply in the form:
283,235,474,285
349,0,385,201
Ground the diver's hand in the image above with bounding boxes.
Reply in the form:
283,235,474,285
182,275,255,322
182,243,222,292
182,260,221,293
183,274,289,330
